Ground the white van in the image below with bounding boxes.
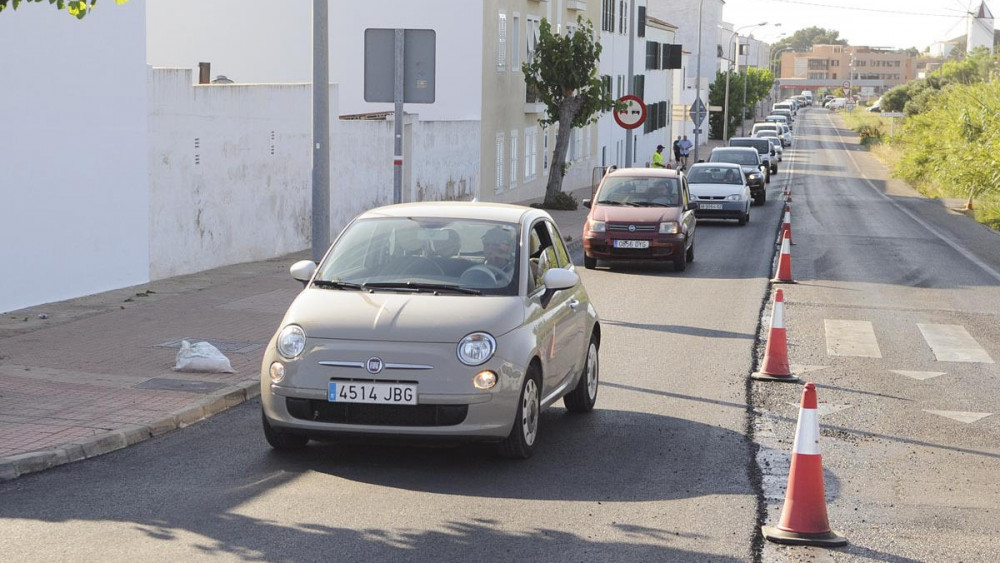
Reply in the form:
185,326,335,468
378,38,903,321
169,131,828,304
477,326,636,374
772,102,795,116
802,91,814,105
826,97,848,110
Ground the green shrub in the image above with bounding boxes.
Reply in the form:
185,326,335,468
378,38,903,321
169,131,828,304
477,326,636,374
857,124,884,147
531,191,578,210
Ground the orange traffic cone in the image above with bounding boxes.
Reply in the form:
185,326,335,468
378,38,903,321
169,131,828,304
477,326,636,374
752,289,800,383
781,206,795,245
762,383,848,547
772,230,795,284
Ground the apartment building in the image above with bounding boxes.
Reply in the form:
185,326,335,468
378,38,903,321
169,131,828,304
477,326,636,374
777,45,916,97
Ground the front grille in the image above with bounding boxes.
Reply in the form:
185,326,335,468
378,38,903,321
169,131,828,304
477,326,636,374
697,196,726,200
286,398,468,427
608,223,657,232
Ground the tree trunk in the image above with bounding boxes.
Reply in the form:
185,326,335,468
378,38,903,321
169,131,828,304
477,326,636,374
543,96,584,205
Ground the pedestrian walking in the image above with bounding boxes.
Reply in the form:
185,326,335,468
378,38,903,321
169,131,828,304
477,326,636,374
678,135,693,171
672,136,682,166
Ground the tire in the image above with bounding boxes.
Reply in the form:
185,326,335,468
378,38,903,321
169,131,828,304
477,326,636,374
564,336,599,413
686,238,695,262
674,240,688,271
262,410,309,450
771,165,778,174
499,368,541,459
584,254,597,270
738,212,747,226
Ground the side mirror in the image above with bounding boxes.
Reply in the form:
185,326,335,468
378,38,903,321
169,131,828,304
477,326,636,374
687,201,700,211
290,260,317,285
583,198,592,209
542,268,578,292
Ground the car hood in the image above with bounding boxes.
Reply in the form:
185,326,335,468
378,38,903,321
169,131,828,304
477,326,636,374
589,204,681,223
283,289,525,343
689,183,744,198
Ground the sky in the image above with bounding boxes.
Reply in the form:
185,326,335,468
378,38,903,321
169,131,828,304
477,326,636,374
722,0,995,50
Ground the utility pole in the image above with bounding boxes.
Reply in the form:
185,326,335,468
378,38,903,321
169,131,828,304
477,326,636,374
311,0,330,262
693,0,704,163
625,0,635,167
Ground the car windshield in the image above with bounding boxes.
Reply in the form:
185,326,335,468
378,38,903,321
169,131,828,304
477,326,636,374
313,217,521,296
731,140,766,154
596,176,681,207
710,150,758,166
688,166,743,185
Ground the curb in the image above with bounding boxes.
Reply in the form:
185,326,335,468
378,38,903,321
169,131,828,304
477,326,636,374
0,379,261,482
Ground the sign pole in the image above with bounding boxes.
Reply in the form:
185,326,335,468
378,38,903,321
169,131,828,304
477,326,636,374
311,0,330,262
393,29,404,205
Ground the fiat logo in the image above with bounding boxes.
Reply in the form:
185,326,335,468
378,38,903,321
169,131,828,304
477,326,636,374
366,357,384,374
628,225,636,232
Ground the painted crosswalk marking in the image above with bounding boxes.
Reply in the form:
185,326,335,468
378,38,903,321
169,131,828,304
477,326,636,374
923,410,994,424
825,320,882,358
890,370,946,381
918,324,994,363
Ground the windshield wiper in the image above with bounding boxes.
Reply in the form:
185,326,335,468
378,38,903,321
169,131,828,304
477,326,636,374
596,200,622,205
312,280,364,290
362,282,482,295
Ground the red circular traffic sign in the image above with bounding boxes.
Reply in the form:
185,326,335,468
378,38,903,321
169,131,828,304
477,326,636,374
614,95,647,130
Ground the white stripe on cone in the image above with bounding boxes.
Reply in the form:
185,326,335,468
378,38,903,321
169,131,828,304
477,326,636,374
772,300,785,329
792,408,821,455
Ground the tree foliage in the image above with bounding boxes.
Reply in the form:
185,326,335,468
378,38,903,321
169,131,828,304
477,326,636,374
880,48,1000,115
771,26,847,54
522,17,616,206
0,0,129,19
707,67,774,140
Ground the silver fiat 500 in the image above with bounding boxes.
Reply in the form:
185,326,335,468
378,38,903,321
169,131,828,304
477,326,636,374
260,202,601,458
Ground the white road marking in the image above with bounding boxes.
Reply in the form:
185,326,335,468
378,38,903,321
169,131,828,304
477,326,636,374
918,324,994,363
825,320,882,358
923,410,994,424
787,402,853,416
890,370,946,380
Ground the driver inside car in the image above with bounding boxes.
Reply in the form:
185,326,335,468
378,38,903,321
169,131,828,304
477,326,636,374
480,226,516,283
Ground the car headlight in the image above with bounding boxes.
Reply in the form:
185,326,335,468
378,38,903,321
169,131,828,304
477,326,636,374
588,219,606,233
276,325,306,359
659,221,679,234
457,332,496,366
748,173,760,180
726,194,743,201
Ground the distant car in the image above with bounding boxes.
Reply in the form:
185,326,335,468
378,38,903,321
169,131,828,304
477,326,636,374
582,167,697,272
685,163,751,225
826,97,847,110
729,136,778,175
771,109,794,128
707,146,767,205
260,202,601,459
754,134,783,162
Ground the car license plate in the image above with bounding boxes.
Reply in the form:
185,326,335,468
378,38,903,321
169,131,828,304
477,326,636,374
700,203,723,210
328,382,417,405
613,239,650,249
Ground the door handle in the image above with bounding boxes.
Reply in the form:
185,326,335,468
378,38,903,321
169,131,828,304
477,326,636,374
568,299,580,309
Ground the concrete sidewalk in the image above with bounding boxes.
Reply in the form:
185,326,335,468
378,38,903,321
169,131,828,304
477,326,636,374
0,140,733,481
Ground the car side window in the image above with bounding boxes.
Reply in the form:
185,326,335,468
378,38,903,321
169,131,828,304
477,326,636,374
528,221,559,293
545,221,571,268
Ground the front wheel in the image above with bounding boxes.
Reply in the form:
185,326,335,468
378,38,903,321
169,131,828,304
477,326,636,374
584,254,597,270
564,336,599,413
262,411,309,450
499,369,541,459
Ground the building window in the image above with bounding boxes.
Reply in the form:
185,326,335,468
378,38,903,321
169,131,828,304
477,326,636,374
497,13,507,69
496,132,505,192
645,41,660,70
510,132,518,189
637,6,646,37
584,124,590,160
525,127,537,180
543,126,549,171
512,15,520,70
602,0,615,32
633,74,644,100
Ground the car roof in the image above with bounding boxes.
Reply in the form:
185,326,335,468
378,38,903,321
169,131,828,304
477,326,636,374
358,201,543,225
712,146,758,154
730,137,767,143
690,162,740,170
605,167,683,179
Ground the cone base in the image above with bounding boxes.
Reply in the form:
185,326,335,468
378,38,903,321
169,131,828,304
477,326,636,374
771,279,797,284
761,525,848,547
751,372,801,383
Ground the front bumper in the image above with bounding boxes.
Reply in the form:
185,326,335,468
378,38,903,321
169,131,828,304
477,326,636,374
694,201,747,219
583,233,685,261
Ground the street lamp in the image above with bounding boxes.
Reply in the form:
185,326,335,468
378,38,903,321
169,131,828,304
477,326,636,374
693,0,705,163
723,22,768,141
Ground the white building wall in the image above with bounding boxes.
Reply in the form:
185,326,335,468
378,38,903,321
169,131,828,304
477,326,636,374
331,0,484,121
149,68,480,280
148,69,313,279
0,3,149,314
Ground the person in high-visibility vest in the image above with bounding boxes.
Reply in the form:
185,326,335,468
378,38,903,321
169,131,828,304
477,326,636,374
652,145,669,168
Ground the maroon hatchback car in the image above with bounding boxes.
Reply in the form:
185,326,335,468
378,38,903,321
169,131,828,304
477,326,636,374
581,168,697,271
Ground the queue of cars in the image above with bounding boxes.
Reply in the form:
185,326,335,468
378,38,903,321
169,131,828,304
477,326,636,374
260,106,796,460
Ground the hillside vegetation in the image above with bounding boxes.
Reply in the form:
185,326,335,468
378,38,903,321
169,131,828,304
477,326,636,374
843,49,1000,230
